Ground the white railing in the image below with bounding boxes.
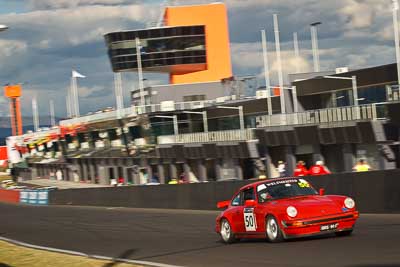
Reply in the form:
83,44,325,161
60,99,222,126
157,129,255,144
255,103,379,128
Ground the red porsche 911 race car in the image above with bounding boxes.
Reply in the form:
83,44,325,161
215,178,359,243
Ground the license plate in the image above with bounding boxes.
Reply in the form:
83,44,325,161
320,223,338,231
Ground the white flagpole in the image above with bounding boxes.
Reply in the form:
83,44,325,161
114,72,124,119
50,99,55,127
71,76,80,117
135,37,145,107
66,84,72,118
293,32,300,74
32,97,40,132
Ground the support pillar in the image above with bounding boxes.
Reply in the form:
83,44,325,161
82,161,88,182
170,164,178,180
264,147,274,178
197,160,207,182
285,146,296,177
234,159,243,180
157,164,165,184
183,162,191,180
312,144,324,164
89,163,96,183
122,167,129,185
215,160,222,181
342,144,355,173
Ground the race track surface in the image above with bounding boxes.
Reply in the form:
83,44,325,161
0,203,399,267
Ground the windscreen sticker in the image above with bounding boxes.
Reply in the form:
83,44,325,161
298,179,310,188
265,179,298,187
257,184,267,192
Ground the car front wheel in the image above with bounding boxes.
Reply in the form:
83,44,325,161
266,215,284,242
220,218,236,244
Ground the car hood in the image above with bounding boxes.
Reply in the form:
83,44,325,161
271,195,344,219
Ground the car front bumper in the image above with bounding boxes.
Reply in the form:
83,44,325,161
281,211,359,238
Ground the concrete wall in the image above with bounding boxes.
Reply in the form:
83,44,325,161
49,169,400,213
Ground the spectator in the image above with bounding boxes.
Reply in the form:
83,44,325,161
10,165,17,182
56,169,63,181
353,159,372,172
294,161,309,177
168,178,178,184
110,178,117,187
49,171,55,180
72,170,80,182
309,161,331,176
277,161,286,177
118,176,124,185
151,173,159,183
179,172,188,184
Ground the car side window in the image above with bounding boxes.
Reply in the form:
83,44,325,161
231,193,241,206
242,187,255,205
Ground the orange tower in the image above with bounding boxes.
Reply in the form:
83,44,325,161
164,3,233,84
4,84,23,136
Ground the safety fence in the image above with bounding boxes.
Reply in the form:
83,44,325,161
49,169,400,213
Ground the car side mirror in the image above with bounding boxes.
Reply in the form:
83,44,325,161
217,200,230,209
319,188,325,196
245,199,256,207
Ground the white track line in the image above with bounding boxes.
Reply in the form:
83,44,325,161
0,236,182,267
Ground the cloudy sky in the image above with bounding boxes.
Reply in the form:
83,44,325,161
0,0,396,119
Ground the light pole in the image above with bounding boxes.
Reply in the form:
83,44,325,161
155,115,178,135
323,76,359,107
393,0,400,86
310,22,322,73
216,105,244,131
293,32,300,74
135,37,145,107
261,29,272,115
182,111,208,133
273,14,285,114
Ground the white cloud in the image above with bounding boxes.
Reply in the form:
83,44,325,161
0,39,27,58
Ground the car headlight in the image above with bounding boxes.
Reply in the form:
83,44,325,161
287,206,297,218
344,197,355,209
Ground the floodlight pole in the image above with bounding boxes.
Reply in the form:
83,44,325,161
135,37,145,107
261,29,272,115
273,14,285,114
393,0,400,86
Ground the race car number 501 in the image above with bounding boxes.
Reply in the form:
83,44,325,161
243,208,257,231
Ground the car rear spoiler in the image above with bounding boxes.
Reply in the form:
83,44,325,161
217,200,229,209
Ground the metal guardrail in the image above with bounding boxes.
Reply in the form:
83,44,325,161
157,129,254,144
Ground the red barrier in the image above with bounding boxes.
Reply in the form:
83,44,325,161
0,188,19,203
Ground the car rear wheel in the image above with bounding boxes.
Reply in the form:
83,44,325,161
335,230,353,237
220,218,235,244
266,215,284,243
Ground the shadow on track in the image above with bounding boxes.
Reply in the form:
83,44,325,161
102,249,137,267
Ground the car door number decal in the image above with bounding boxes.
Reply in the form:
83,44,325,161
243,208,257,231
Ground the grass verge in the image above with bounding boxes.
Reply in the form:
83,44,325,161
0,240,141,267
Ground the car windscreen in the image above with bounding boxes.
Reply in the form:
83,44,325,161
257,178,318,202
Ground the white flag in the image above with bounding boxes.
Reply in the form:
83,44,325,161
72,70,86,78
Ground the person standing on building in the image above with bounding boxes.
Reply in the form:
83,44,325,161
72,170,80,182
56,169,63,181
277,161,286,178
309,161,331,176
294,161,309,177
353,159,372,172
